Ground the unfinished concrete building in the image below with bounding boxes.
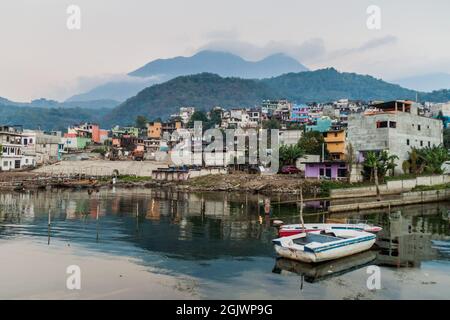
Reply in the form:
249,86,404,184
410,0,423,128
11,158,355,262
347,100,443,175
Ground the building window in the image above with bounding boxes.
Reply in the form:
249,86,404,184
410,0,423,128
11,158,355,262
428,141,431,147
418,124,421,131
420,141,423,147
337,168,347,178
389,121,397,128
376,121,388,128
406,139,410,146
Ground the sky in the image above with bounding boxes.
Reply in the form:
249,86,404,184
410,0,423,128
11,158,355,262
1,0,449,101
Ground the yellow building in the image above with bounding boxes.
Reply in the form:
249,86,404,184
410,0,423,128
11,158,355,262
324,130,346,160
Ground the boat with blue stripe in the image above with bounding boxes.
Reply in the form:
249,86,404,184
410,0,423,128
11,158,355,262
272,229,377,263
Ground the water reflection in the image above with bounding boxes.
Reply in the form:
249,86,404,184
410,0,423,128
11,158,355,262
0,189,449,299
273,250,377,283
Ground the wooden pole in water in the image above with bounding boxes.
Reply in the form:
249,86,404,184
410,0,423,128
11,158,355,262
47,209,51,245
300,187,305,233
136,202,139,232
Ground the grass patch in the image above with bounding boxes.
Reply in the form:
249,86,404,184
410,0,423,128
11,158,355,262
117,175,152,183
412,183,450,192
318,180,373,197
384,173,434,182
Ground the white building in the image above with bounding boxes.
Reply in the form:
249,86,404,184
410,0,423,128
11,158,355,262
0,126,23,171
22,130,62,166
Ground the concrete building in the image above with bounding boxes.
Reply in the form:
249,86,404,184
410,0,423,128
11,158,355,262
347,100,443,174
170,107,195,124
289,104,309,123
22,130,63,165
262,99,291,116
279,130,302,146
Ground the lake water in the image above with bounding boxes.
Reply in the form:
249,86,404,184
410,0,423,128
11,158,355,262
0,188,449,299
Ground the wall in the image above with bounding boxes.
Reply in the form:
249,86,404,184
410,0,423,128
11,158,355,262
330,174,450,198
329,188,450,213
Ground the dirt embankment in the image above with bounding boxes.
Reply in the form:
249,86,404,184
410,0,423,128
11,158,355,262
175,173,323,196
1,170,324,196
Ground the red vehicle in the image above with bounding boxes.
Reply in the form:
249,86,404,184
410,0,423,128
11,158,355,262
280,165,300,174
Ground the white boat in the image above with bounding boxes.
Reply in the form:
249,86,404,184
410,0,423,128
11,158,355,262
272,229,377,263
278,223,382,237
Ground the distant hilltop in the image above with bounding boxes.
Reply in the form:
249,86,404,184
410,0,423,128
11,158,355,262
67,50,309,102
105,68,450,126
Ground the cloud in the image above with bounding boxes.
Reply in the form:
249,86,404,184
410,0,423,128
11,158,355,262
47,73,162,101
197,30,398,69
327,35,398,60
198,34,326,64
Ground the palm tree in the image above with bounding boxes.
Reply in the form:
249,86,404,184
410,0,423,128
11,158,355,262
378,150,398,178
364,151,381,201
279,144,304,166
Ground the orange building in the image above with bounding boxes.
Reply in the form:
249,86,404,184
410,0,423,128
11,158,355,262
147,121,182,139
324,130,346,160
147,122,162,138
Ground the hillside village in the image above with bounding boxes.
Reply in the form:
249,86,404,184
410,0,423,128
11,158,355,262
1,98,449,185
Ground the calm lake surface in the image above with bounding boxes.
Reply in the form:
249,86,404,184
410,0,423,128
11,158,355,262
0,188,449,299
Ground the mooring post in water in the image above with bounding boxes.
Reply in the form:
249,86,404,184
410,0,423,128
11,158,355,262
299,187,305,232
96,204,100,242
47,209,51,245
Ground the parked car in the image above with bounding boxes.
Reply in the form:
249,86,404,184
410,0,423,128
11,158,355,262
280,165,300,174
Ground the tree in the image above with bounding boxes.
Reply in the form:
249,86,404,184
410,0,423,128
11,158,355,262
209,109,222,128
345,143,355,182
279,144,304,167
297,131,327,157
262,119,281,130
188,111,209,128
378,150,399,177
363,151,381,201
405,145,449,175
135,115,148,129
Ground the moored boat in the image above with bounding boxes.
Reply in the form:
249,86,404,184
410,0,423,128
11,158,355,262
278,223,382,237
272,229,376,263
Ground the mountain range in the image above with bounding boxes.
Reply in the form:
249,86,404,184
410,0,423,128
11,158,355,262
2,50,450,130
105,68,450,126
66,50,309,102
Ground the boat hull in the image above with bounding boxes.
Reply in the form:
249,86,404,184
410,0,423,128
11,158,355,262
273,231,376,263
